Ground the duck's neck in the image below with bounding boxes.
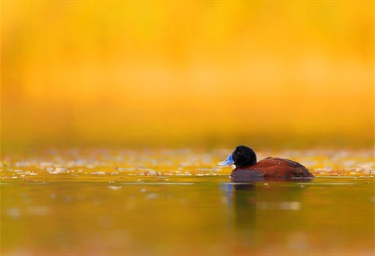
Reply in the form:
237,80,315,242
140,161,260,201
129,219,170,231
236,156,257,168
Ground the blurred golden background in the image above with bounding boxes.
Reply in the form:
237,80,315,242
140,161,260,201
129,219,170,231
2,1,374,150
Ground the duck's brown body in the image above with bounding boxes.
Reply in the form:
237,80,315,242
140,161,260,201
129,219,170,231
230,157,313,182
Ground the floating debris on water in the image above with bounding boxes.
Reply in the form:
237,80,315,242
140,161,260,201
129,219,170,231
1,148,373,182
92,171,106,175
145,193,158,200
108,185,123,190
258,201,301,211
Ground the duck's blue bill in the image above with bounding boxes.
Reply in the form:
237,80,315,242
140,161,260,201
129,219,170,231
218,153,234,166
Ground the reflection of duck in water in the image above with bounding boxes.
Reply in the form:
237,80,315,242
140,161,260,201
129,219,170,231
231,184,257,231
221,183,257,247
219,146,314,182
225,182,312,252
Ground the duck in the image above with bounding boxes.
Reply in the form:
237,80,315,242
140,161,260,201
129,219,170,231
218,145,314,181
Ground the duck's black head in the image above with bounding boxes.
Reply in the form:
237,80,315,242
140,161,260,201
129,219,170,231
218,145,257,168
232,145,257,168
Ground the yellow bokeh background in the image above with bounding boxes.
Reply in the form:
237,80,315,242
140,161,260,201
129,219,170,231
1,1,374,149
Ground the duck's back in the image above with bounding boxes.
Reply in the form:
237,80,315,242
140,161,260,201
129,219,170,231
230,157,314,181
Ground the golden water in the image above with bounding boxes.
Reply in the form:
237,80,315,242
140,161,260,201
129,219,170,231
1,148,374,255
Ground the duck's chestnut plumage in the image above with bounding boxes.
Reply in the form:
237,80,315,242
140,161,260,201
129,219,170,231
219,145,314,181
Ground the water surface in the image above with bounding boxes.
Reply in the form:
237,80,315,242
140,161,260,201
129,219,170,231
1,148,374,255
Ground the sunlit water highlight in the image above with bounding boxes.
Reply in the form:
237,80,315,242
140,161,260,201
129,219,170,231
1,148,374,255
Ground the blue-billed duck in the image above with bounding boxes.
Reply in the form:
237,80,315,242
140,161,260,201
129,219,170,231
219,145,314,181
